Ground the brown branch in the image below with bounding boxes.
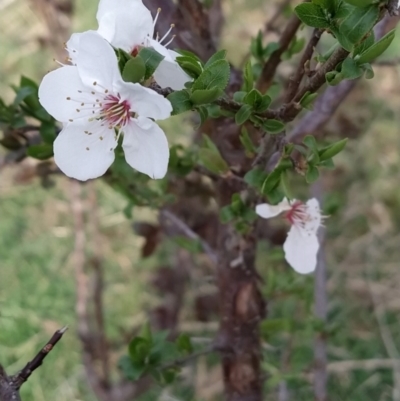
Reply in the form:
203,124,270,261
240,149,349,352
257,14,303,93
0,328,68,401
284,28,323,103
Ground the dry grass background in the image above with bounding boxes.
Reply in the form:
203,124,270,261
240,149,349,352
1,0,400,400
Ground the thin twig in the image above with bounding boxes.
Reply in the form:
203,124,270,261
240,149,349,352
284,28,323,103
161,210,218,264
257,14,303,93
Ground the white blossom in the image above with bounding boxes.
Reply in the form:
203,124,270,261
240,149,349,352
39,31,172,181
256,198,322,274
66,0,190,90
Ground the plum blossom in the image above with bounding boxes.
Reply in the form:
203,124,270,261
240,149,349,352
66,0,190,90
256,198,323,274
39,31,172,181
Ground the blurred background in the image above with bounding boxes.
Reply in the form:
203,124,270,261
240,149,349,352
1,0,400,400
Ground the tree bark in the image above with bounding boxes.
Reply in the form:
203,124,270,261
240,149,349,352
216,181,266,401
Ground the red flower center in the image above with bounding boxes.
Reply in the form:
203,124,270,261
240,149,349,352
101,95,131,127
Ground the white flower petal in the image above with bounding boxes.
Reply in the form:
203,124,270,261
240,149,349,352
283,225,319,274
304,198,322,233
122,118,169,179
65,32,83,64
256,198,292,219
148,41,191,90
116,81,172,120
39,66,90,123
54,122,117,181
76,31,120,89
97,0,153,52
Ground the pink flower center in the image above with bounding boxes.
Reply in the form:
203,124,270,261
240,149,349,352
101,95,131,127
285,201,309,228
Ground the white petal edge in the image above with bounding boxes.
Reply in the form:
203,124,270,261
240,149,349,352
39,66,89,123
76,31,121,90
116,81,172,121
54,122,117,181
304,198,322,234
255,198,292,219
122,117,169,179
97,1,153,52
283,225,319,274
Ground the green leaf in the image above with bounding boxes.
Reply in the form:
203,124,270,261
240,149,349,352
235,104,253,125
198,149,229,174
140,323,153,343
299,91,318,110
138,47,165,80
233,91,247,103
191,88,222,105
240,127,257,155
167,90,193,115
340,58,363,80
325,71,344,86
176,56,203,78
306,164,320,183
27,144,54,160
262,119,285,134
128,337,151,364
192,60,230,91
243,89,262,107
205,49,227,68
361,63,374,79
197,106,209,126
339,4,379,48
294,3,331,28
176,334,194,354
343,0,374,7
319,138,348,160
262,169,282,195
174,236,202,253
354,31,375,56
263,42,280,58
254,94,272,112
244,60,254,92
244,168,268,189
357,29,396,64
303,135,319,158
122,57,146,83
220,205,236,223
39,122,57,144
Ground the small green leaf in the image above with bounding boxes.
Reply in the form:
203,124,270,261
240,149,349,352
176,55,203,78
294,3,331,28
343,0,374,7
27,144,54,160
262,119,285,134
306,164,320,183
361,63,374,79
244,168,268,189
176,334,194,354
243,89,262,107
244,60,254,92
357,29,396,64
325,71,344,86
167,90,193,115
319,138,348,160
122,57,146,83
340,58,363,80
262,169,282,195
39,122,57,144
197,106,209,126
240,127,257,155
205,49,227,68
235,104,253,125
303,135,319,154
191,88,222,105
192,60,230,91
220,205,236,223
263,42,280,58
174,236,202,253
299,91,318,110
129,337,151,364
233,91,247,103
354,31,375,56
138,47,165,80
254,94,272,112
198,149,229,174
340,4,379,48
